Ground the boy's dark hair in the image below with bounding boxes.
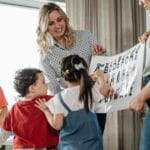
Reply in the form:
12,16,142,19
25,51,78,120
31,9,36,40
14,68,42,97
61,54,94,112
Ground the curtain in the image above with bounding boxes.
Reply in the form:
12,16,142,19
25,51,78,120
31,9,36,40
146,11,150,30
66,0,146,150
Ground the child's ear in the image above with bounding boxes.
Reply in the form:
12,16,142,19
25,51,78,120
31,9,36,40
28,84,36,93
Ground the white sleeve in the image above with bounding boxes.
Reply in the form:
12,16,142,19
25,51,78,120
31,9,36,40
46,94,67,115
0,128,11,146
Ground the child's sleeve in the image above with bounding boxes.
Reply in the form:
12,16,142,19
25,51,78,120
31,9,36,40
46,94,66,115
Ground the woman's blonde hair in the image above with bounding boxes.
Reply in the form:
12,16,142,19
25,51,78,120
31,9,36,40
36,3,75,54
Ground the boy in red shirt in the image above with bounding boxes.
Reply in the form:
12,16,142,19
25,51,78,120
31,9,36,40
0,68,58,150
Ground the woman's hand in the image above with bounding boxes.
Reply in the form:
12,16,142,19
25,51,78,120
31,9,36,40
92,44,106,55
129,94,145,112
138,31,150,43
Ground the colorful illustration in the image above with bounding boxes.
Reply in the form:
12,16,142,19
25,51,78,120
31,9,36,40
90,44,145,113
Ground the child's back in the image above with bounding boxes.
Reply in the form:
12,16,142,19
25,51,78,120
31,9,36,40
2,95,58,149
57,92,103,150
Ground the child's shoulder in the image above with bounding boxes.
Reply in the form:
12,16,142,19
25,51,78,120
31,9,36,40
32,95,53,102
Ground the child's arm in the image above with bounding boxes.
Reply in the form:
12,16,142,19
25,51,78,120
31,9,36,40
94,69,113,97
130,83,150,112
35,99,64,130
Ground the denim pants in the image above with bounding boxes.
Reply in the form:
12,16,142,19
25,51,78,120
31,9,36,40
139,110,150,150
139,76,150,150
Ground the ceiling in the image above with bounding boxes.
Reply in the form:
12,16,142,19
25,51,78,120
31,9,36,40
0,0,65,8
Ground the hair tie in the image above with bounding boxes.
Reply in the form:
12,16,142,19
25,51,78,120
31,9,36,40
64,69,70,76
74,63,84,70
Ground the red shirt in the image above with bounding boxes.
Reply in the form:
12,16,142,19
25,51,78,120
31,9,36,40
2,95,58,149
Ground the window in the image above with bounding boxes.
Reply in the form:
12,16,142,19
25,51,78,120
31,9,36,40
0,2,65,106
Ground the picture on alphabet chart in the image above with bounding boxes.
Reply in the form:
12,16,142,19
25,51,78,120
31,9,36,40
90,43,145,113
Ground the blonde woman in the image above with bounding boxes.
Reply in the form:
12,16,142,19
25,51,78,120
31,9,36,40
36,3,106,134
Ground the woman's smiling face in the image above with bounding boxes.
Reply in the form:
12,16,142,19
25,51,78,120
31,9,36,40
47,10,66,41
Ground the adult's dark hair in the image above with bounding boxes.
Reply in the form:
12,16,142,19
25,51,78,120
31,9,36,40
14,68,42,97
61,54,94,112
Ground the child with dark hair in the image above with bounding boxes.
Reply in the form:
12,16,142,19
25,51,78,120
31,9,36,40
35,54,112,150
0,68,58,150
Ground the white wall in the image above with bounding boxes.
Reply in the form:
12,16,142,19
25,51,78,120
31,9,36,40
0,4,39,106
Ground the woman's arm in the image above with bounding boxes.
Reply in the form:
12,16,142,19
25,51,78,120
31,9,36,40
35,99,64,130
130,83,150,112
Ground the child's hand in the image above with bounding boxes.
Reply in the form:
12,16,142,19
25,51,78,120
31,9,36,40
95,69,114,97
99,85,110,97
35,98,49,113
90,70,107,82
99,83,115,97
95,69,107,82
90,74,97,81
